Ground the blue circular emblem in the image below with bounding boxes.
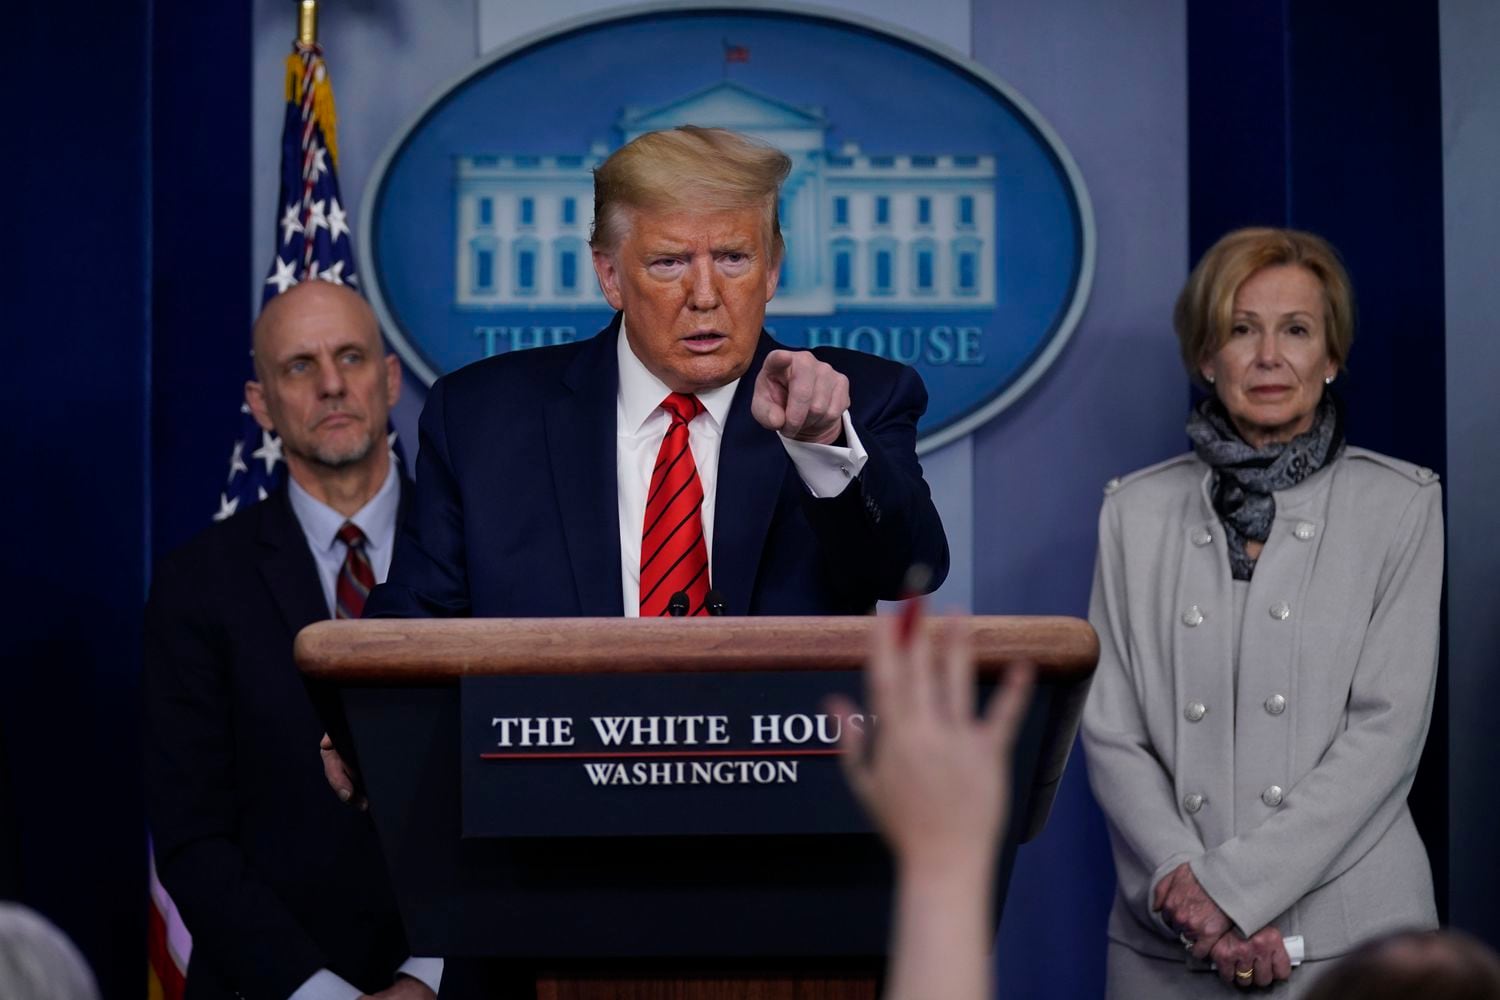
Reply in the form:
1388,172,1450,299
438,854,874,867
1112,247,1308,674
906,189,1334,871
362,5,1094,451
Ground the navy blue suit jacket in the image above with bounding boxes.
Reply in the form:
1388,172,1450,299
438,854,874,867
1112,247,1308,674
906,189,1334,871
144,484,413,999
367,317,947,618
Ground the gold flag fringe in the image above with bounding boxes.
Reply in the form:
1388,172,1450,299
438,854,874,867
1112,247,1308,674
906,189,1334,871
283,50,341,167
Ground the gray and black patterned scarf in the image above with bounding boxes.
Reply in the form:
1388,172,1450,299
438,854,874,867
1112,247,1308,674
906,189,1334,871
1186,392,1344,580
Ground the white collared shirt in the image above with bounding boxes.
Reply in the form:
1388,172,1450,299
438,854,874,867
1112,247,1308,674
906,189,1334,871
615,321,868,615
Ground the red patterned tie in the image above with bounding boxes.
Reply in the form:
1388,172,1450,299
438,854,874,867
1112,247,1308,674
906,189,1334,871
334,522,376,619
640,392,710,617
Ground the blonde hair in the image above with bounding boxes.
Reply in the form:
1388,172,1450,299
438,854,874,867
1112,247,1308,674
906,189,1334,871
1174,227,1354,386
590,126,791,258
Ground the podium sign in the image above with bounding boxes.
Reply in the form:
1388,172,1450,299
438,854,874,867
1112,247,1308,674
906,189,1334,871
461,670,877,837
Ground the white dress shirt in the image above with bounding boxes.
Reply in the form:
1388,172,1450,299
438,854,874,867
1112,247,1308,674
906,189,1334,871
615,322,868,615
285,464,443,999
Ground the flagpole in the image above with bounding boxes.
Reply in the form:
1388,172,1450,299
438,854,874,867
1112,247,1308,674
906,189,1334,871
298,0,317,46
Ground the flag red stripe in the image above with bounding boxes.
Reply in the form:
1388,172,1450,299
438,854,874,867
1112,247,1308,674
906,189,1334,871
147,898,186,1000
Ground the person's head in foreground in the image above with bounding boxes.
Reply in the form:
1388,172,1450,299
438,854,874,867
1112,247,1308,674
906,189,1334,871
590,125,791,396
1304,929,1500,1000
0,903,100,1000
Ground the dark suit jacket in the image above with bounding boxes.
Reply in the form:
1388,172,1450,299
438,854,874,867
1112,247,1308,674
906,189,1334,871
144,484,411,1000
367,317,947,619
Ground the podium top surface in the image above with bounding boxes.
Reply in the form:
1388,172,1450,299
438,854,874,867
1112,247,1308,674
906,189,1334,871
295,615,1097,684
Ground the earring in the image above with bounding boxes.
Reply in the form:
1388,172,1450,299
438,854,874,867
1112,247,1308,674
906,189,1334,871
1205,374,1215,385
1324,375,1334,385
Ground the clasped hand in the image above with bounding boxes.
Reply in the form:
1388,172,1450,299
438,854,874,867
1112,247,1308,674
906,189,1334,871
1154,863,1291,987
750,349,850,445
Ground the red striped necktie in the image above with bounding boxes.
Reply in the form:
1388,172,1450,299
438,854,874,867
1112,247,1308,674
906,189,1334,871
640,392,710,617
334,522,376,619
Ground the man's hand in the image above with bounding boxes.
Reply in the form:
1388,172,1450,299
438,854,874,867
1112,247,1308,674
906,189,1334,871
830,615,1035,875
319,732,367,811
1210,926,1293,988
362,975,437,1000
751,349,850,445
1154,862,1232,960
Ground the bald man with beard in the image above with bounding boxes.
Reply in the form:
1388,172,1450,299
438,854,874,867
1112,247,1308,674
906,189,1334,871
144,282,438,1000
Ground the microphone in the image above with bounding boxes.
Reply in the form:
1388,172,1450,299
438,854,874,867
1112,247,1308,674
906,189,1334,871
704,589,727,616
666,591,690,617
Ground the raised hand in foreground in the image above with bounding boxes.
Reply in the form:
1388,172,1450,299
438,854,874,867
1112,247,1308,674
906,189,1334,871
829,610,1035,1000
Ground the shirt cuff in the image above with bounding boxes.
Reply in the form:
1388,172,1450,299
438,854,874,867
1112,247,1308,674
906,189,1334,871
779,410,868,498
398,956,444,995
288,969,361,1000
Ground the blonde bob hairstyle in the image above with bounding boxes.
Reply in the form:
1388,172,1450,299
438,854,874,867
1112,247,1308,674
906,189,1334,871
1174,227,1355,387
589,126,792,259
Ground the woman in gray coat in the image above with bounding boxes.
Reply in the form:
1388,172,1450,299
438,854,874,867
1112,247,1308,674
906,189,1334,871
1082,228,1442,996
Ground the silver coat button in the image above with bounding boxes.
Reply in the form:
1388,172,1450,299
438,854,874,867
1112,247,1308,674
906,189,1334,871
1265,693,1287,715
1182,605,1204,627
1184,701,1207,722
1191,528,1213,547
1183,793,1205,814
1104,477,1122,494
1270,601,1291,621
1293,521,1316,541
1416,466,1434,481
1262,785,1284,807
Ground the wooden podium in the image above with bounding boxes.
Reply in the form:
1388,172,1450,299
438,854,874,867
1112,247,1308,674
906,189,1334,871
297,616,1097,1000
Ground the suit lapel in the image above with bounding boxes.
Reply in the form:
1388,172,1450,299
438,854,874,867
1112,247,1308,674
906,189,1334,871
256,486,332,634
712,334,789,616
545,317,625,616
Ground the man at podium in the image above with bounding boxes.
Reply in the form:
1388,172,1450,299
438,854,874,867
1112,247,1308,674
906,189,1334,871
366,125,948,621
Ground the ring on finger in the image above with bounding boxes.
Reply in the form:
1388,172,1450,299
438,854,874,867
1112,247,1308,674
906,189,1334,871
1179,932,1193,950
1234,967,1254,986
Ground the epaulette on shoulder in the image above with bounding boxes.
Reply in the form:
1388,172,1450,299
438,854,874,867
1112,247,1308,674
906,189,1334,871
1342,446,1440,486
1102,453,1199,496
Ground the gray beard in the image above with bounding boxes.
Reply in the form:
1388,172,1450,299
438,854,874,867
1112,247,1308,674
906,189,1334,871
305,433,376,471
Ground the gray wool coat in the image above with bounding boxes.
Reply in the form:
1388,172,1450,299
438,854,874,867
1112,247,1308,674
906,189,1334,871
1082,446,1442,969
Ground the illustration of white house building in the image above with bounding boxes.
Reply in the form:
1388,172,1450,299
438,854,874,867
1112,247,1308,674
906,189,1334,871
454,81,996,313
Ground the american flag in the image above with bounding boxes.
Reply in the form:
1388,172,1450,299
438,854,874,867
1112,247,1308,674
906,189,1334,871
723,39,750,64
148,38,369,1000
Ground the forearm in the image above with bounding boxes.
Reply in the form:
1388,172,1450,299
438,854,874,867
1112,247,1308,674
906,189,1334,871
884,854,995,1000
1084,727,1207,936
798,425,948,598
1192,717,1430,936
1082,507,1207,936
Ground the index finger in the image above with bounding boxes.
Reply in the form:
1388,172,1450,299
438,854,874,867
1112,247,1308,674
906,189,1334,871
760,350,796,378
867,609,931,718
